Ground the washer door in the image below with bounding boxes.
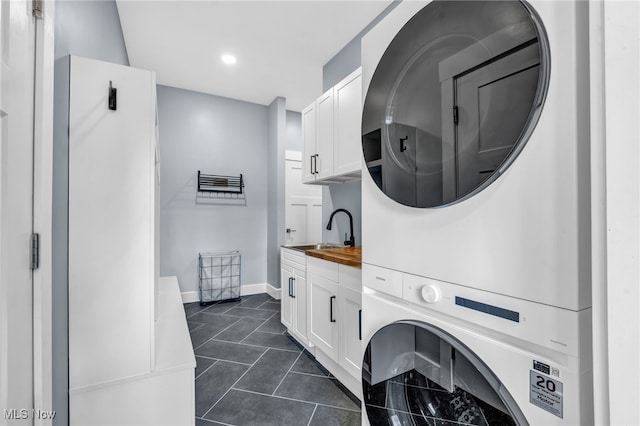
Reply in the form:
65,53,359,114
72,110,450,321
363,321,528,426
362,0,549,208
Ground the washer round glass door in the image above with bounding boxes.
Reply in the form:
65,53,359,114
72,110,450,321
362,321,527,425
362,0,549,207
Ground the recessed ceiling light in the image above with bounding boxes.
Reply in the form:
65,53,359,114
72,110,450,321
221,54,236,65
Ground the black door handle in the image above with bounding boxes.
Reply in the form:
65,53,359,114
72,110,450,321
330,295,336,323
359,309,362,341
310,155,314,175
400,136,408,152
288,277,293,298
314,154,319,174
291,277,296,298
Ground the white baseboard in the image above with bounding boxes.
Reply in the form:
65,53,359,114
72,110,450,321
265,283,281,300
180,291,200,304
181,283,282,303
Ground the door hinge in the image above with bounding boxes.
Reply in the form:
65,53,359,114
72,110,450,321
32,0,43,19
453,106,459,126
31,233,40,271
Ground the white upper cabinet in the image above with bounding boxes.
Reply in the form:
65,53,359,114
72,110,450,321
334,69,363,176
302,103,317,183
303,67,362,185
316,89,335,180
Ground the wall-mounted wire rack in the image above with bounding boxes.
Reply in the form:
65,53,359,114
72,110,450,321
197,171,244,194
199,251,241,305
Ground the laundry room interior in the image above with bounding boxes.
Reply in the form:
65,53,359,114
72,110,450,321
2,0,638,425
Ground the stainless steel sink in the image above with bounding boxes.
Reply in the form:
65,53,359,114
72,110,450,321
285,243,344,252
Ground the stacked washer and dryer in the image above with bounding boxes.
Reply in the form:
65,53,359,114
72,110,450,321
359,1,593,425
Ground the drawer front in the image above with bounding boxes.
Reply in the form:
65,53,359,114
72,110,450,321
281,248,306,270
307,256,339,282
339,264,362,292
362,263,403,298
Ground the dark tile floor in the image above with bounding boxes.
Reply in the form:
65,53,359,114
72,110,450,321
184,293,361,426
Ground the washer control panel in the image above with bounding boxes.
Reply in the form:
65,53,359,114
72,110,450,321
420,284,441,304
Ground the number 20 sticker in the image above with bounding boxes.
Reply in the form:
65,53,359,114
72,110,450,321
530,370,563,418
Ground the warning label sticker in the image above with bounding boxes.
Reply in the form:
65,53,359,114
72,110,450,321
530,370,563,418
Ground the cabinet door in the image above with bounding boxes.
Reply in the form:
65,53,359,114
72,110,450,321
309,273,339,360
339,286,362,379
302,102,317,183
334,69,362,176
292,268,308,342
315,89,334,180
69,57,155,389
280,265,293,330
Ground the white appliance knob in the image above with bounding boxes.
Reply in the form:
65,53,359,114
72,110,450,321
421,285,441,304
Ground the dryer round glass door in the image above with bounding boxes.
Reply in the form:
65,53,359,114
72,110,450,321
362,0,549,208
362,321,527,425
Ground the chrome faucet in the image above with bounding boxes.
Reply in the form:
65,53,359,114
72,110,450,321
326,208,355,247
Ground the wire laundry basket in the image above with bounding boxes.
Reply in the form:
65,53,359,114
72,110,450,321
198,251,241,306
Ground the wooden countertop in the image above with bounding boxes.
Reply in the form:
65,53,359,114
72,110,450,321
304,246,362,269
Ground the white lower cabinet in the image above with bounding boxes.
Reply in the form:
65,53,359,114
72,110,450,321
281,252,363,398
308,256,362,397
281,248,311,348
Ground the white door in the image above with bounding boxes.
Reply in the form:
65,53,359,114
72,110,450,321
333,69,362,176
309,273,338,360
285,151,322,245
280,265,293,330
339,286,362,379
0,0,38,420
292,268,308,342
68,57,155,391
315,89,334,180
301,104,316,183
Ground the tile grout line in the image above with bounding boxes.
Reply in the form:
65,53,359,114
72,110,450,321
194,416,233,426
272,351,304,396
232,388,362,414
215,316,269,342
194,359,219,381
204,336,301,354
306,404,319,426
193,355,253,367
188,322,205,333
192,316,243,352
201,348,270,419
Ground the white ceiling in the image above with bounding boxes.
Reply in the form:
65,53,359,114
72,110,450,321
116,1,393,112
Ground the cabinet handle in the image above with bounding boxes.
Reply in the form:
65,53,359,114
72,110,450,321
330,295,336,323
291,277,296,298
359,309,362,341
400,136,408,152
314,154,319,174
288,277,293,298
310,155,314,175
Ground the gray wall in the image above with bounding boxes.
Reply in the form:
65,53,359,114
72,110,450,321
322,182,363,246
267,98,288,288
322,1,400,90
321,1,400,245
286,110,302,151
157,85,270,293
52,2,129,424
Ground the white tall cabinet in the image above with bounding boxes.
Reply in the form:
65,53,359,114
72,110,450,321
66,56,194,426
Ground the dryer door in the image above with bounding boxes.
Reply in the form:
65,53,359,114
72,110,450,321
363,321,528,426
361,0,549,208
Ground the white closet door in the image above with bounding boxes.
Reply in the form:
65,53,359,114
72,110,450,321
68,56,155,390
